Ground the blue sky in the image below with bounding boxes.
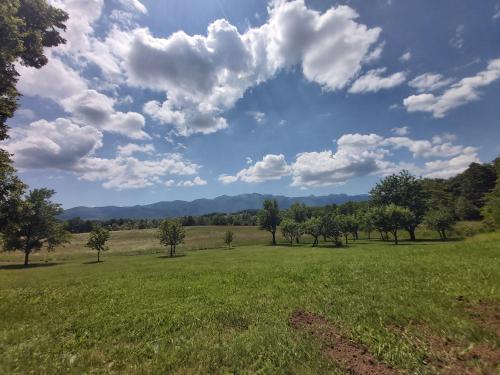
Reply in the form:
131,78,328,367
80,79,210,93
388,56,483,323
4,0,500,208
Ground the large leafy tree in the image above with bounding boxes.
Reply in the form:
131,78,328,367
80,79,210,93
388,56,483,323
1,0,68,233
482,175,500,226
258,199,281,245
0,0,68,138
2,188,69,265
370,170,426,240
424,208,456,240
0,151,25,231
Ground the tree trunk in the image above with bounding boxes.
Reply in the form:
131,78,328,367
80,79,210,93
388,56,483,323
367,231,371,240
272,231,276,245
170,245,173,257
98,250,100,263
24,251,29,266
407,227,416,241
394,231,398,245
442,230,447,240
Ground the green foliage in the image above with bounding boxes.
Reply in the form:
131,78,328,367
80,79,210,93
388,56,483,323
454,196,480,221
258,199,281,245
2,188,68,265
337,214,358,245
320,213,342,246
0,150,25,232
280,218,301,246
158,219,186,257
424,208,456,240
448,162,497,210
370,170,426,240
86,227,110,262
224,229,234,248
303,217,322,246
0,0,68,139
383,204,415,245
481,174,500,226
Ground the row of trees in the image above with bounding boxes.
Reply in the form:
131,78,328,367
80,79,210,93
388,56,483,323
257,170,468,246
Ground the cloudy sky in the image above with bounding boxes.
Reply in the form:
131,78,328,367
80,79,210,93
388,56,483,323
4,0,500,208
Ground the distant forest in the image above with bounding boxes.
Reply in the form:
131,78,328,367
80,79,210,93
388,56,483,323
65,158,500,233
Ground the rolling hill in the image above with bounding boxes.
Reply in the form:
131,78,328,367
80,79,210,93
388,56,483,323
61,193,368,220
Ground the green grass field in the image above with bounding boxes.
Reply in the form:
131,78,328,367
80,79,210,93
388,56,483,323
0,226,499,374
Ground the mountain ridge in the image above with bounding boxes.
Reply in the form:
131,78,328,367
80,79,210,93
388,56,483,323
61,193,369,220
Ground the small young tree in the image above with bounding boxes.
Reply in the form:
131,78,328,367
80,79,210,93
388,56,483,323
258,199,281,245
384,204,414,245
2,189,69,265
304,217,322,246
86,227,110,262
224,229,234,248
280,218,300,246
158,219,186,257
424,209,457,240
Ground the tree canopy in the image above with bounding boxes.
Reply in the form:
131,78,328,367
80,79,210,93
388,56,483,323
2,188,69,265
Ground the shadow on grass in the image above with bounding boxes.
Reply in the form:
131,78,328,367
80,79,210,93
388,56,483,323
0,262,59,270
158,254,186,259
82,260,105,264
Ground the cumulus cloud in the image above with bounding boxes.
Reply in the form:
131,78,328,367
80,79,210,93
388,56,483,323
2,118,198,191
348,68,406,93
399,51,411,62
219,154,291,183
117,143,155,156
218,133,479,187
408,73,454,93
106,1,383,135
62,90,150,139
247,111,266,123
391,126,409,136
404,58,500,117
76,154,200,190
177,176,208,187
4,118,102,170
17,54,88,101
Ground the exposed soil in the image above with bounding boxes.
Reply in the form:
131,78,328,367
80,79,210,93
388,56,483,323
466,299,500,338
388,299,500,375
289,310,400,375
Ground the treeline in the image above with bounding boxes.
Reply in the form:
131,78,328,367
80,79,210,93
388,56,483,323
258,161,500,246
63,158,500,234
64,210,261,233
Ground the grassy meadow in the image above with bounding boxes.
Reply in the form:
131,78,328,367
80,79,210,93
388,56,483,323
0,226,499,374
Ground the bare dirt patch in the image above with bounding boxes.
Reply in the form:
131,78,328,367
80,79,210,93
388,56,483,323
466,299,500,338
289,310,399,375
388,299,500,375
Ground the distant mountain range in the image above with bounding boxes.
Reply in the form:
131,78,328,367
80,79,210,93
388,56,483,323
61,193,369,220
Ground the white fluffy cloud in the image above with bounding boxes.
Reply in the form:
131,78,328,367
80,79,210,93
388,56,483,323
219,154,291,183
62,90,150,140
404,58,500,117
349,68,406,93
17,54,88,101
391,126,409,136
105,1,384,135
76,154,200,190
4,118,102,170
177,176,208,187
117,143,155,156
399,51,411,62
219,133,479,187
408,73,454,93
